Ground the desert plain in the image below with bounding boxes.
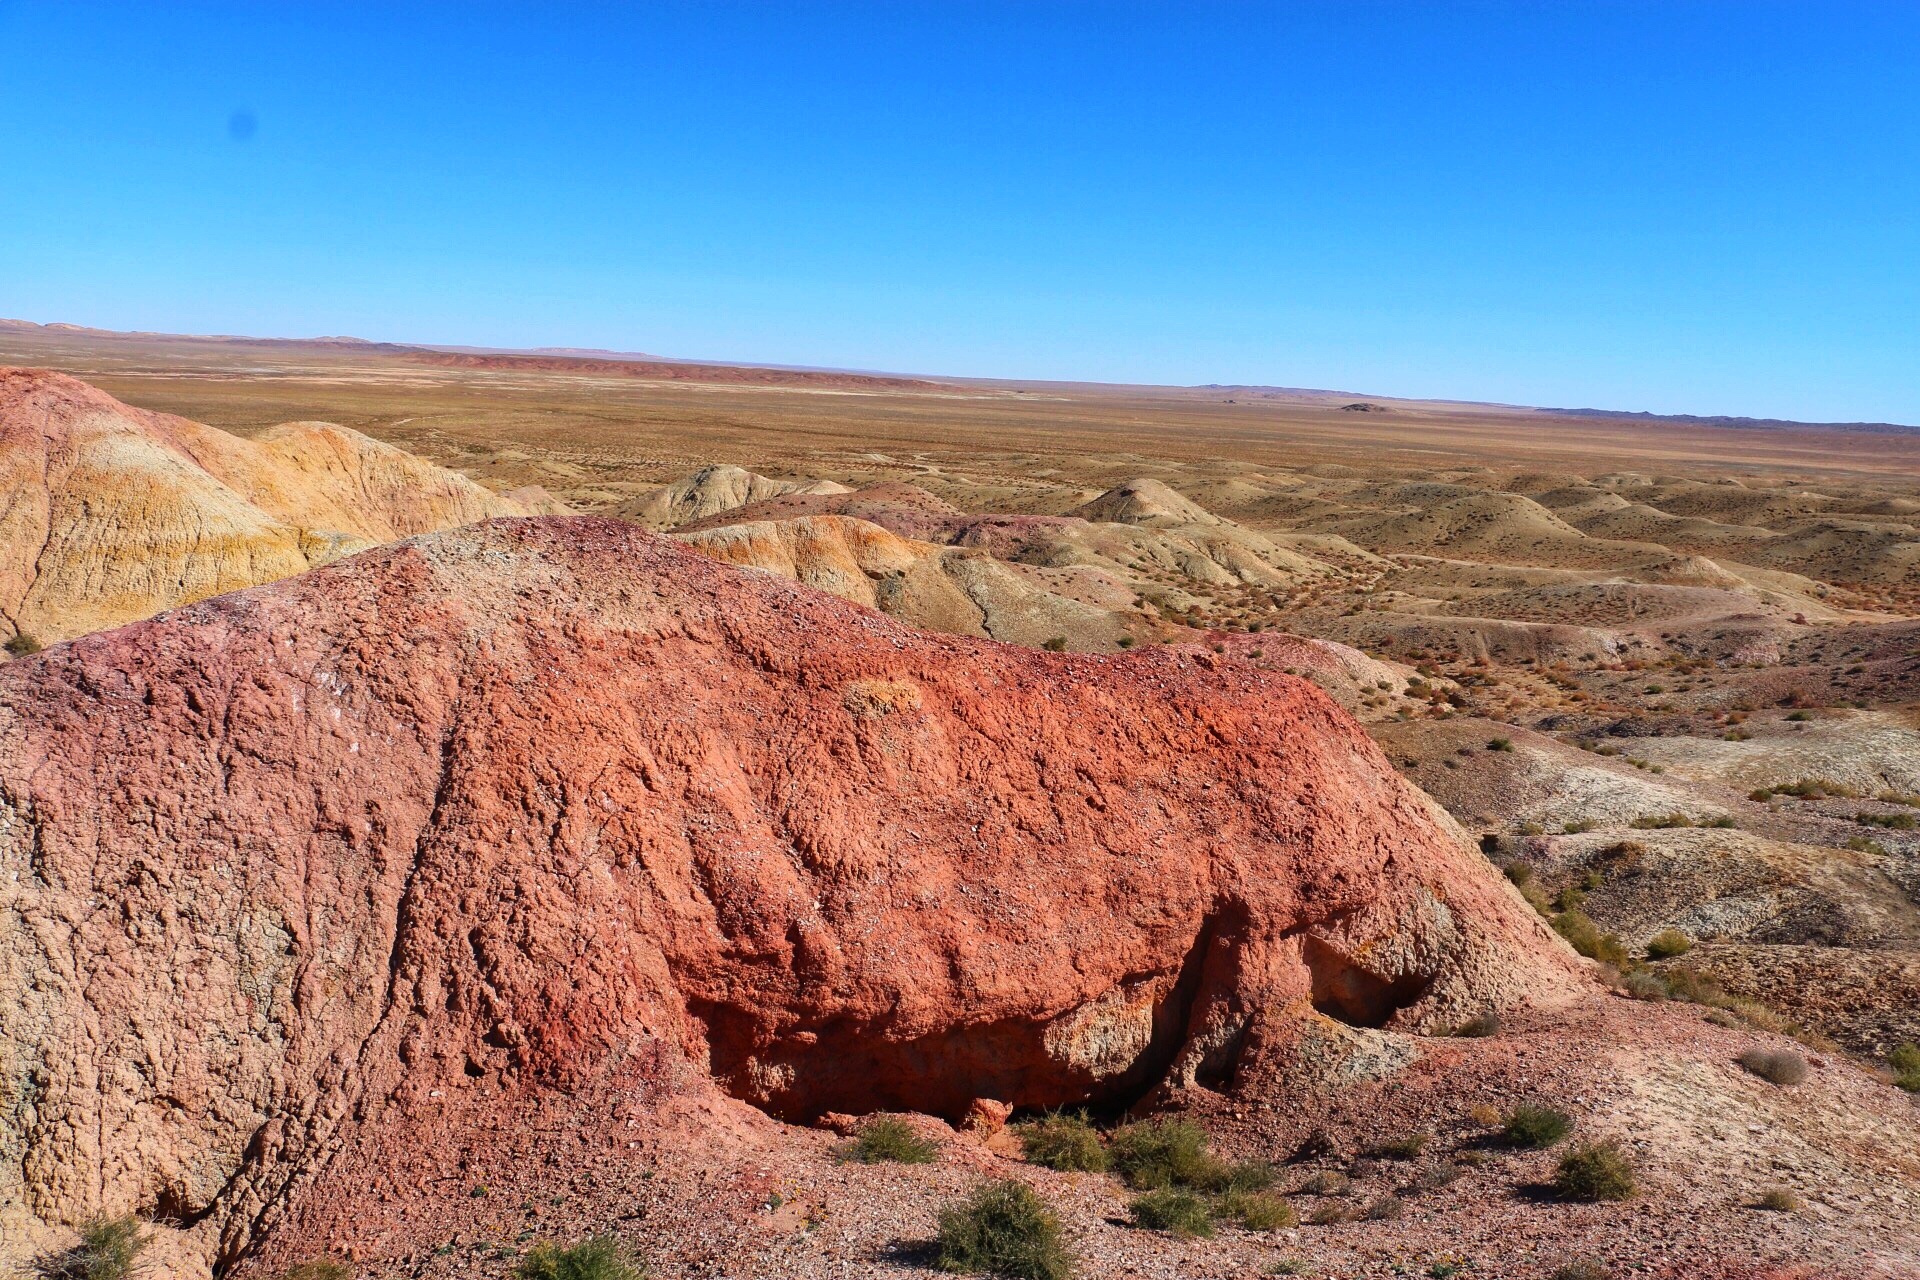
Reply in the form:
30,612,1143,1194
2,319,1918,1279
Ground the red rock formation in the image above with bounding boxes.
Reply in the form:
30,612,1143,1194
0,517,1576,1270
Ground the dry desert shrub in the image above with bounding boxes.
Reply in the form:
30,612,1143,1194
1128,1188,1214,1239
1554,1142,1637,1201
848,1115,940,1164
1502,1103,1573,1148
1016,1111,1107,1172
33,1216,147,1280
1360,1195,1406,1221
1107,1117,1228,1191
1297,1169,1351,1196
935,1180,1074,1280
1738,1048,1809,1086
515,1238,645,1280
1645,928,1692,959
1622,970,1669,1001
1549,1264,1611,1280
1364,1132,1431,1160
1216,1189,1297,1230
1889,1043,1920,1092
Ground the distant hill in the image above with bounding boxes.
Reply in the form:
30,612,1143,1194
1546,406,1919,435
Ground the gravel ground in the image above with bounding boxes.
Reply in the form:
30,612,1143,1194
248,996,1920,1280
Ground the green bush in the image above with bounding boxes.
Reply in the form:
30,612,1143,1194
935,1180,1074,1280
36,1216,148,1280
849,1115,940,1164
1757,1187,1802,1212
4,633,43,657
1016,1111,1107,1172
1305,1202,1352,1225
1553,1142,1636,1201
516,1238,645,1280
1042,636,1069,652
1501,1104,1573,1149
1487,737,1514,752
1107,1118,1227,1191
1128,1188,1213,1239
1646,929,1692,960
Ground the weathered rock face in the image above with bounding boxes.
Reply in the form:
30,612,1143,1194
0,368,542,644
0,517,1577,1269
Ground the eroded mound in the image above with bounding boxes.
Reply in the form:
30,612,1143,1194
0,517,1576,1271
0,368,543,643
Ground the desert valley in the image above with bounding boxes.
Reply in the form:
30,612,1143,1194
2,319,1918,1280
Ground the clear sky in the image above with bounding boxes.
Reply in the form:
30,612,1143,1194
3,2,1916,422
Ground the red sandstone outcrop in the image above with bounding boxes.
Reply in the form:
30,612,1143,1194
0,516,1578,1271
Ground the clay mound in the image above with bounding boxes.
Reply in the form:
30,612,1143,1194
681,482,1340,594
0,516,1575,1271
671,480,962,538
1640,480,1840,526
613,463,834,529
1201,631,1432,720
497,483,574,515
1328,491,1666,567
1433,581,1789,628
671,513,1135,647
1565,500,1777,553
1070,476,1222,527
1738,518,1920,585
0,368,536,644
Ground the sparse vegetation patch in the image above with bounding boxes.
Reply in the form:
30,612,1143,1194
935,1180,1074,1280
515,1237,646,1280
1553,1142,1637,1201
1016,1110,1107,1172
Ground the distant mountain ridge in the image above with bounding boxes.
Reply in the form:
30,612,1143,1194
1545,406,1919,435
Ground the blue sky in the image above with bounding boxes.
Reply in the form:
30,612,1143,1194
3,2,1916,422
